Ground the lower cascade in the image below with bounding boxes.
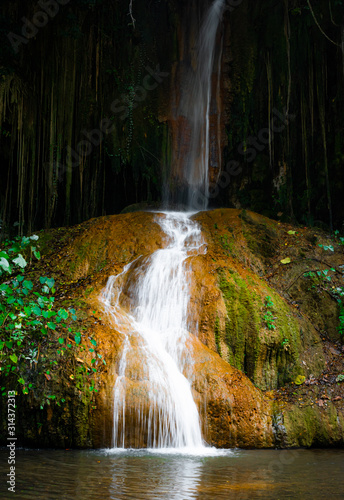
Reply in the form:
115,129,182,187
101,212,207,449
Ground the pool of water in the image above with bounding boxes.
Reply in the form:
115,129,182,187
0,447,343,499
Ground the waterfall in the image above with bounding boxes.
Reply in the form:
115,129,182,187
101,0,225,450
101,212,207,449
168,0,225,210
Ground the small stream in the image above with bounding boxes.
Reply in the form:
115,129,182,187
1,448,343,499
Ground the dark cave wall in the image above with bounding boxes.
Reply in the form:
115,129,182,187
0,0,344,236
220,0,344,230
0,0,175,236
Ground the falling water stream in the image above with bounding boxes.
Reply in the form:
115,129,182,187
182,0,225,209
102,213,206,449
102,0,225,450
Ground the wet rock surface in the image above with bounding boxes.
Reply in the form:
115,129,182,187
2,209,343,449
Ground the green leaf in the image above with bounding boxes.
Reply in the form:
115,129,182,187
91,358,96,364
22,387,29,395
58,309,68,320
47,322,56,330
10,354,18,363
24,306,32,316
12,254,27,268
5,341,13,349
39,277,47,285
75,333,81,345
0,257,10,272
32,305,41,316
287,230,296,235
280,257,291,264
295,375,306,385
18,378,25,385
46,278,55,289
58,338,64,345
90,339,97,347
0,341,5,350
34,250,41,260
89,348,95,353
23,280,33,290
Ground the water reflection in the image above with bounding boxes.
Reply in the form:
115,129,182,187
0,448,344,499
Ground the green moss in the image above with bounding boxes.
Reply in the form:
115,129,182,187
214,316,222,356
216,268,311,389
283,403,344,448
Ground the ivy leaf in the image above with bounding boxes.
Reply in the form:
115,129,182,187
90,339,97,347
0,257,10,272
32,305,41,316
58,338,64,345
24,306,32,316
34,250,41,260
74,333,81,345
12,254,27,268
58,309,68,320
47,322,56,330
18,378,25,385
46,278,55,289
23,280,33,290
10,354,18,363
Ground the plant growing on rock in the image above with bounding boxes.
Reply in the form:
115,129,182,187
263,295,276,330
0,234,104,405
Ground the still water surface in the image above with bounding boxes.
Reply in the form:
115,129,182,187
0,447,343,499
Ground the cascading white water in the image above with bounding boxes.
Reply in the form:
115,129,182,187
180,0,225,209
101,212,207,449
101,0,225,450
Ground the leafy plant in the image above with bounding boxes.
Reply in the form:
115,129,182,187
338,302,344,336
263,295,276,330
0,234,105,405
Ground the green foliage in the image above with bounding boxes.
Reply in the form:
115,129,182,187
0,234,104,405
318,244,334,252
263,295,276,330
303,264,344,335
338,302,344,336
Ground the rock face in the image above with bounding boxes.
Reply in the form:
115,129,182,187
1,209,343,449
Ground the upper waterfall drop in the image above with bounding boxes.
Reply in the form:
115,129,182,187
167,0,225,210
